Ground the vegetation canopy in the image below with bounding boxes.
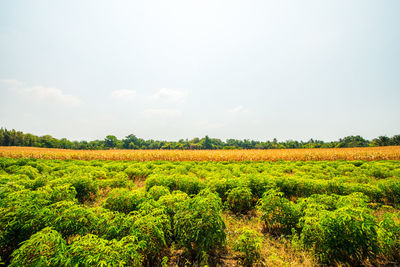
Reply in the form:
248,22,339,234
0,157,399,266
1,128,399,150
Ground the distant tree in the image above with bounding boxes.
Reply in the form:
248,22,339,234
337,136,369,148
59,138,72,149
242,139,252,149
390,135,400,146
226,139,239,148
7,129,16,146
39,135,58,148
0,128,5,146
373,136,391,147
24,134,38,147
135,138,146,149
122,134,138,149
178,139,190,149
15,131,24,146
104,135,118,149
202,135,212,149
191,137,200,144
148,141,161,149
189,143,202,150
284,140,296,149
161,142,173,150
0,127,398,150
78,141,89,149
88,140,104,150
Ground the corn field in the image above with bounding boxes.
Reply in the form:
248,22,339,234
1,146,399,161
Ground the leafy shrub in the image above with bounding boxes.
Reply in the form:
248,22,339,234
176,176,206,195
299,204,378,264
368,166,391,179
326,180,346,195
129,206,171,265
104,162,126,172
0,190,55,251
51,202,100,237
233,227,263,266
103,188,145,214
0,182,25,202
206,177,241,202
97,177,134,189
91,170,108,179
379,179,400,205
14,166,40,179
145,175,175,192
174,190,226,261
377,212,400,261
147,185,170,201
275,177,323,198
247,175,274,199
334,192,369,208
30,176,48,190
257,189,301,235
70,176,98,203
146,175,205,195
343,183,384,203
275,177,300,198
46,185,77,202
67,234,144,266
158,190,189,218
96,171,134,189
9,227,67,267
125,166,151,180
226,186,253,214
0,186,73,240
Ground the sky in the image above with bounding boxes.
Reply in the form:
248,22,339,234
0,0,399,142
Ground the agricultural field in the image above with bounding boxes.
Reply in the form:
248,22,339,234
1,146,400,161
0,155,400,266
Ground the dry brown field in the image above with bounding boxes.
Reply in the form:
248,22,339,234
1,146,400,161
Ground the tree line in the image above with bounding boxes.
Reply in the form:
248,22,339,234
0,128,399,150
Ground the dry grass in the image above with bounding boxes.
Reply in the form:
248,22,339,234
1,146,400,161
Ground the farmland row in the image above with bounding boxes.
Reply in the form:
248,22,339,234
1,146,400,161
0,158,399,265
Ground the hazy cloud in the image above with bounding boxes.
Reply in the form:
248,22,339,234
0,79,21,88
228,105,248,113
111,89,137,101
0,79,82,106
152,88,187,102
197,120,225,130
143,108,181,118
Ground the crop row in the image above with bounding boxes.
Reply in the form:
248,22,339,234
0,158,399,265
1,146,400,161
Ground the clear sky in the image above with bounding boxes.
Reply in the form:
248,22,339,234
1,0,399,142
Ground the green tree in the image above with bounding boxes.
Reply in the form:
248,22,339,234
123,134,138,149
39,135,58,148
337,135,369,148
0,128,4,146
104,135,118,149
202,135,212,149
374,136,390,146
390,135,400,146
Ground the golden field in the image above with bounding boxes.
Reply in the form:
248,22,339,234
1,146,400,161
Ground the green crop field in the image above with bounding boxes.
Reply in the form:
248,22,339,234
0,157,399,266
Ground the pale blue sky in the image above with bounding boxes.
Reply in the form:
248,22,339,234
1,0,399,141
